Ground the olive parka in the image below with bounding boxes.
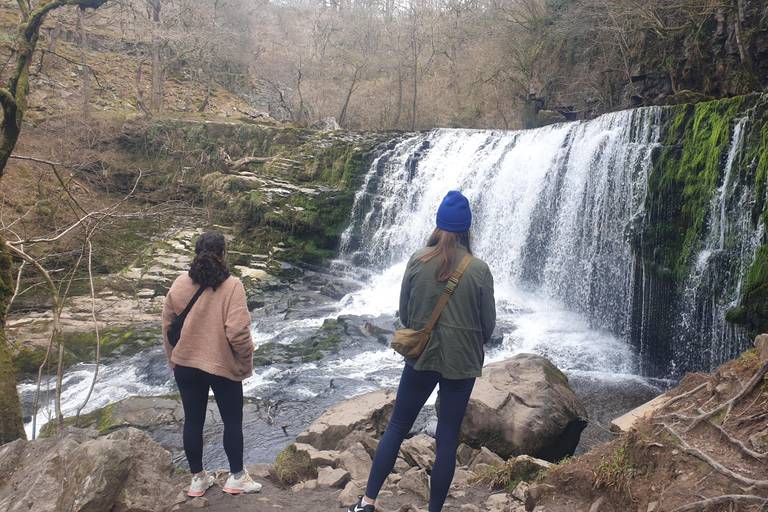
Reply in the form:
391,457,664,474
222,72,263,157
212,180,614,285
399,244,496,379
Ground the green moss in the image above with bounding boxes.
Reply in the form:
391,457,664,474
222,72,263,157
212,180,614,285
270,444,316,486
726,245,768,336
643,96,756,284
12,326,160,375
39,402,117,438
251,318,348,366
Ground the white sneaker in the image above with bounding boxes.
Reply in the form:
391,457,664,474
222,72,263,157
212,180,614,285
222,470,262,494
188,471,215,497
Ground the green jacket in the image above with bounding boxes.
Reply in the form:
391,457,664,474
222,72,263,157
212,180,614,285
399,244,496,379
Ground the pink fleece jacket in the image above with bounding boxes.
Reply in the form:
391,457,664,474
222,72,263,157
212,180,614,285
163,273,254,381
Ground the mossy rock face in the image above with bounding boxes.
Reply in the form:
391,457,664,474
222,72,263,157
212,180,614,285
726,245,768,337
252,318,350,366
12,326,161,375
635,94,768,372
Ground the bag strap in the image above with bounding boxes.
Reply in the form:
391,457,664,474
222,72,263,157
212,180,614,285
423,253,473,334
178,285,206,322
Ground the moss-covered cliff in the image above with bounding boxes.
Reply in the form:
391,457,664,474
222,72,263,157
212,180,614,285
636,93,768,374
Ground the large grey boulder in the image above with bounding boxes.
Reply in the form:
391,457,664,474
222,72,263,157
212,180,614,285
0,427,174,512
459,353,588,461
295,389,395,451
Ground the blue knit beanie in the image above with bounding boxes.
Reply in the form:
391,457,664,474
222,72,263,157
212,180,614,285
436,190,472,232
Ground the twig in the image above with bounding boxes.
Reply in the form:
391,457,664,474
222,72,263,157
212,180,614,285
670,495,767,512
75,240,100,425
662,424,768,488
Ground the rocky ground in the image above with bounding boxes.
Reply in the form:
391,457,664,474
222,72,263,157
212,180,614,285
174,342,768,512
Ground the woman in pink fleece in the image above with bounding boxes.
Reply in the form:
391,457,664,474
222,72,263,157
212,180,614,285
163,231,260,497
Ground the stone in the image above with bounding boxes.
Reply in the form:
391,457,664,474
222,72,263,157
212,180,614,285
460,505,481,512
451,468,475,488
292,442,340,467
398,467,431,501
468,447,504,473
295,389,395,450
508,455,554,483
459,354,588,461
484,493,513,511
316,466,350,488
0,427,174,512
400,434,436,471
456,443,477,467
246,463,272,479
393,457,412,474
528,482,556,501
647,502,659,512
338,480,366,506
338,442,373,481
755,333,768,360
107,428,175,512
511,481,529,502
336,430,380,459
191,497,209,508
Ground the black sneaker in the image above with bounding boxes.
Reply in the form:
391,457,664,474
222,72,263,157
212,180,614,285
348,496,375,512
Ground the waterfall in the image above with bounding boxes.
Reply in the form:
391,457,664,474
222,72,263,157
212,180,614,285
342,104,759,377
344,109,660,335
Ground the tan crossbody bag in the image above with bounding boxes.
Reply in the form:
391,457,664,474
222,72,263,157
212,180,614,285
390,253,474,358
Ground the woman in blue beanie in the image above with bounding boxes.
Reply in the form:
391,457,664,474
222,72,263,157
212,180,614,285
349,190,496,512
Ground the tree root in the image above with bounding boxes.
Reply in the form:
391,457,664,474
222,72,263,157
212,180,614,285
686,357,768,432
670,494,767,512
709,421,768,461
662,424,768,489
660,383,708,411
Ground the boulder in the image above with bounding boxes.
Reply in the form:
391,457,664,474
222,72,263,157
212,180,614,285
338,480,365,507
107,428,175,512
468,447,504,473
400,434,436,471
338,442,373,482
317,466,350,488
292,443,340,467
0,427,174,512
336,430,379,459
398,467,430,501
295,389,395,451
755,333,768,360
456,443,478,467
459,354,588,461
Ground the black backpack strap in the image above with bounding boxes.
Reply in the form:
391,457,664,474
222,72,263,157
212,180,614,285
178,285,206,322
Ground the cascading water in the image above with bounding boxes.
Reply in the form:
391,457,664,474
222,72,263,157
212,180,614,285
342,108,662,370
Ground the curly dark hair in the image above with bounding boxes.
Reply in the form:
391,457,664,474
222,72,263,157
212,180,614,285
189,232,229,290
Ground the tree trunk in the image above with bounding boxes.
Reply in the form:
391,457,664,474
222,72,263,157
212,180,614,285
149,0,164,112
77,10,90,118
0,0,113,445
0,236,25,444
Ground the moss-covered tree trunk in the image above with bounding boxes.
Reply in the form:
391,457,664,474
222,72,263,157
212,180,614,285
0,235,25,443
0,0,112,445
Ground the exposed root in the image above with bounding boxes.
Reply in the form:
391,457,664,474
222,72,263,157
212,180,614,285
660,382,708,410
670,494,768,512
709,421,768,461
662,424,768,489
686,357,768,432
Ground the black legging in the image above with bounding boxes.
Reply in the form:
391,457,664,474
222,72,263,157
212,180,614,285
174,365,244,474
